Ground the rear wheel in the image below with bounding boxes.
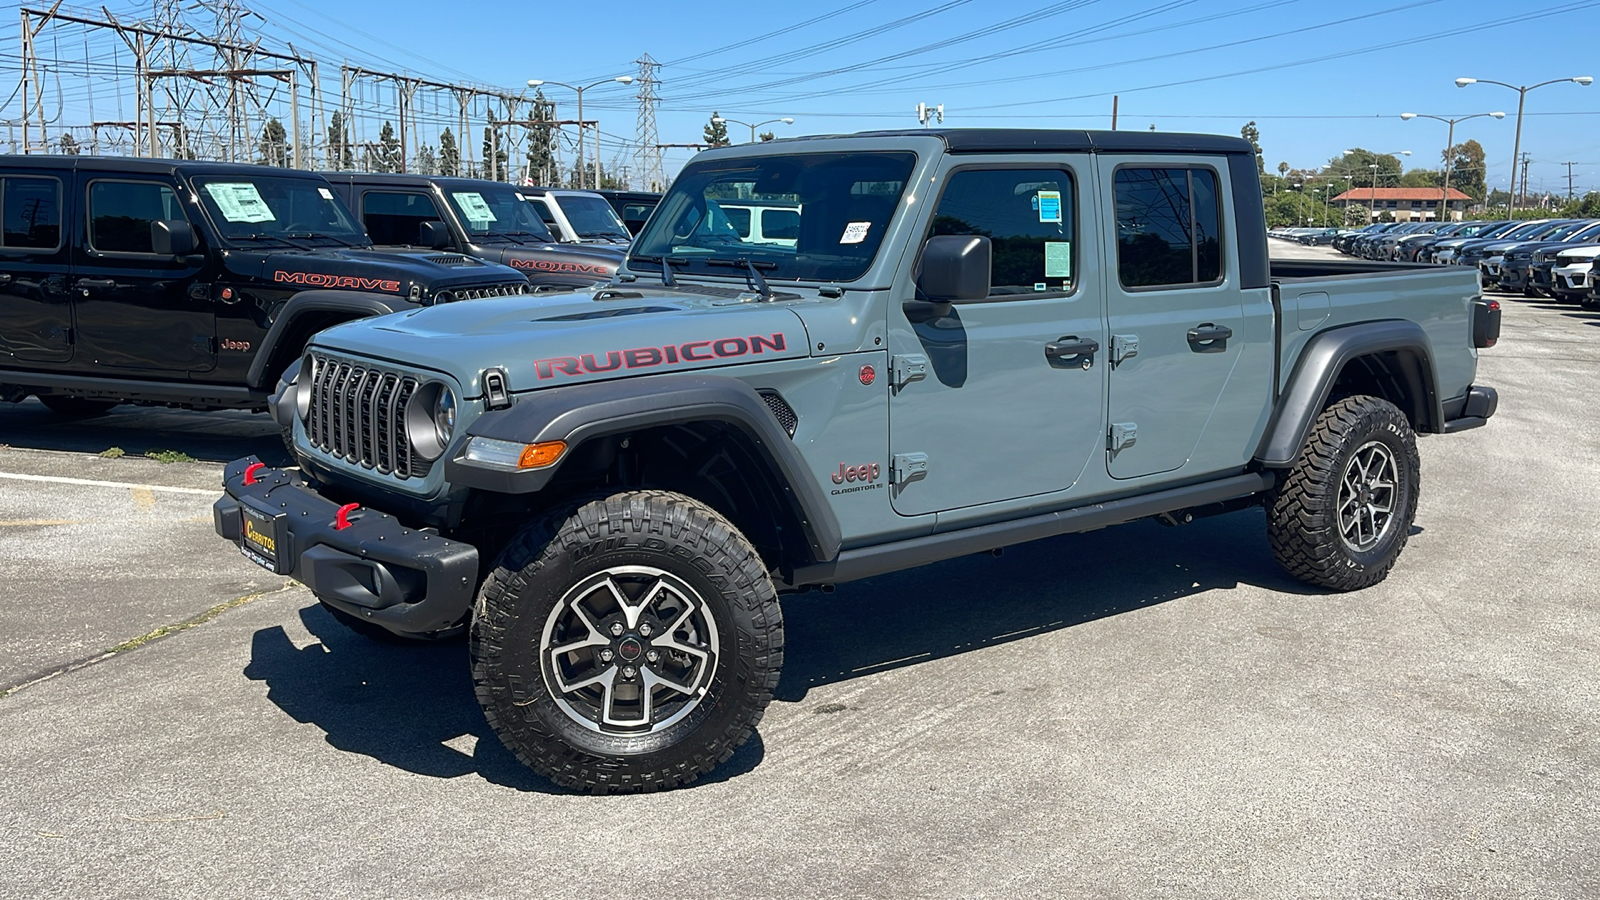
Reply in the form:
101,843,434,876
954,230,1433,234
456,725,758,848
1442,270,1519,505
472,491,782,793
1267,395,1421,591
38,395,118,417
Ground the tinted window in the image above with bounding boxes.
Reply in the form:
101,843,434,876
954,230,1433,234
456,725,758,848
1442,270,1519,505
443,186,556,242
1114,167,1223,288
553,194,630,240
2,177,62,249
723,206,752,238
363,191,444,245
192,175,363,244
89,181,185,253
930,168,1077,296
763,208,800,240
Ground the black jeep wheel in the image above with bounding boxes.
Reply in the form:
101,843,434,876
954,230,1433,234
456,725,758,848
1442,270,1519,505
38,395,118,417
1267,395,1421,591
471,491,782,793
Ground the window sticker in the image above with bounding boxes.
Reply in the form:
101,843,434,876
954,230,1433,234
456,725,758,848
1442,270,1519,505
452,191,498,224
1033,282,1048,292
317,187,334,201
840,221,872,244
1035,190,1062,224
1045,241,1072,278
514,192,526,201
203,182,275,223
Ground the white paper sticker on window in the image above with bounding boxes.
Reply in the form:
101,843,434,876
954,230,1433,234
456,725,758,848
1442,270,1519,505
514,192,526,201
1036,190,1062,224
1045,241,1072,277
840,221,872,244
452,191,498,223
203,182,276,223
317,187,334,201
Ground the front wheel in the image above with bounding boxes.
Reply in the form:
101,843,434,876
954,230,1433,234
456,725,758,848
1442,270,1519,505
471,491,783,793
1267,395,1421,591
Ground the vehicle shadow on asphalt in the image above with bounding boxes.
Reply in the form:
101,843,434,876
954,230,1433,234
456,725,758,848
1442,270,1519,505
242,603,764,794
241,508,1316,790
0,400,290,465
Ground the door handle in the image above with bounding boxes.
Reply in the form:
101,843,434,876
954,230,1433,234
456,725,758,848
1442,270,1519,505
1187,323,1233,352
76,278,118,292
1045,336,1099,369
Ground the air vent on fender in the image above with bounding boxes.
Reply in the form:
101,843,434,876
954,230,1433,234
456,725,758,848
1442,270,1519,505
757,389,797,438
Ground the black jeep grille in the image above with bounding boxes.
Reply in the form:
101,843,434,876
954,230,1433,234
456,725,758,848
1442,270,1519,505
436,282,529,303
304,352,427,479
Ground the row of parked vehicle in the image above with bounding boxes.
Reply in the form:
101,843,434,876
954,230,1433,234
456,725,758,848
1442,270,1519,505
1325,218,1600,307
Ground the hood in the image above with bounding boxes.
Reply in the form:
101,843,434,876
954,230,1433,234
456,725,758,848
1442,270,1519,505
313,285,813,398
226,246,530,301
1554,245,1600,262
471,242,626,284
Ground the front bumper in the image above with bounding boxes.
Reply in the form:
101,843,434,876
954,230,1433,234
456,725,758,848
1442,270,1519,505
214,457,479,636
1553,265,1594,297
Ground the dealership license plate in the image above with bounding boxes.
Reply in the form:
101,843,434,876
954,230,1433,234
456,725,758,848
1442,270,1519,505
238,500,289,574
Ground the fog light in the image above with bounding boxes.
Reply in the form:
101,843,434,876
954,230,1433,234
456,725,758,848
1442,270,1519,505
461,437,566,469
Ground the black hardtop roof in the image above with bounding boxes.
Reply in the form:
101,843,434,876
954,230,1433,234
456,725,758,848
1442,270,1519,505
0,155,333,179
325,171,527,192
772,128,1253,156
594,189,663,201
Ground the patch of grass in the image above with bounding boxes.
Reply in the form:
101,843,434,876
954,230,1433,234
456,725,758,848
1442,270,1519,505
99,447,126,459
143,449,193,464
105,583,290,654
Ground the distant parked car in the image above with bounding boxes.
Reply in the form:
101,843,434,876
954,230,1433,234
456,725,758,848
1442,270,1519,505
594,189,663,236
521,187,634,245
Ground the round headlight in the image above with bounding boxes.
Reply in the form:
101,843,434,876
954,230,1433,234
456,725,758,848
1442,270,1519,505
405,382,457,461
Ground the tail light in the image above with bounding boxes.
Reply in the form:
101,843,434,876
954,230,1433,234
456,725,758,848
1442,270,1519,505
1472,297,1501,349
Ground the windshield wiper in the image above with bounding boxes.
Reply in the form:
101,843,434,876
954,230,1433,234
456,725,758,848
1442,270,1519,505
285,231,358,247
578,231,628,240
705,257,775,299
233,232,309,250
631,254,689,287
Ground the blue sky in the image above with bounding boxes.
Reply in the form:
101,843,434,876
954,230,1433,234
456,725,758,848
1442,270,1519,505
8,0,1599,193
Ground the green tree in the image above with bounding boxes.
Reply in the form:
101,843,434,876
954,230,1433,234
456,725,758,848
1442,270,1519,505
1241,121,1263,174
365,121,401,173
258,117,289,167
482,126,509,181
524,89,559,186
327,111,353,170
439,128,459,177
415,143,436,176
59,133,80,155
1444,139,1486,200
758,131,776,142
704,112,731,148
1399,169,1442,189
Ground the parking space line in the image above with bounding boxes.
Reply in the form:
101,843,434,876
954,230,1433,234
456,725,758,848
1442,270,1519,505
0,471,217,495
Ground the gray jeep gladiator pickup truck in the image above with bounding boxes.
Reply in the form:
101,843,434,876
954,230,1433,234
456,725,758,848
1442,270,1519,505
215,129,1500,793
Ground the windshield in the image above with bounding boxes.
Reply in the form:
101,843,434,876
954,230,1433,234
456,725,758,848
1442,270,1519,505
192,175,366,245
1568,221,1600,242
551,194,631,240
444,186,557,242
631,151,917,282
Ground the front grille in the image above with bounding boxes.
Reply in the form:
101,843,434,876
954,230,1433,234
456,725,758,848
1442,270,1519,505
426,255,479,266
304,352,426,479
438,281,528,303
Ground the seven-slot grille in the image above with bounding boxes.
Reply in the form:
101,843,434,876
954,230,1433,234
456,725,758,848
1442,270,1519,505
304,352,425,479
437,282,529,302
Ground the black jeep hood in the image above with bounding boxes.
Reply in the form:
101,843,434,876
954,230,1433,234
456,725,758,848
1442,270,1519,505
222,246,529,300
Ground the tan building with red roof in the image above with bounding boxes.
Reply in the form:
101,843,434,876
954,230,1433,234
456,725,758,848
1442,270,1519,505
1329,187,1475,222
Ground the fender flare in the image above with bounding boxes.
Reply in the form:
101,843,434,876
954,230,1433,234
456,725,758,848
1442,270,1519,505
444,374,843,564
1255,319,1441,468
246,290,418,389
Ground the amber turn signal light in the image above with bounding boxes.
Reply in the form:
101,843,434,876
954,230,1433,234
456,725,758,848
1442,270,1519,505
518,441,567,469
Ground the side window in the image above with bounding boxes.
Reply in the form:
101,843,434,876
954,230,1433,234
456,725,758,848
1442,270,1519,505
722,206,752,239
1113,167,1224,288
88,181,184,254
1,177,63,250
362,191,444,246
530,199,558,226
763,208,800,241
929,168,1076,297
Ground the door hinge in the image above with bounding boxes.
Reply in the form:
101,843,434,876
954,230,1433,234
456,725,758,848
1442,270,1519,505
1111,334,1140,366
889,354,928,391
1109,422,1138,452
891,451,929,485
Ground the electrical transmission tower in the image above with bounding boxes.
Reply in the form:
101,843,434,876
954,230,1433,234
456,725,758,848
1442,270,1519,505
635,54,663,191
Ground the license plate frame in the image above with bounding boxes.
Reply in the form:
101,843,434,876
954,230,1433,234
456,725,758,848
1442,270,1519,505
238,498,290,574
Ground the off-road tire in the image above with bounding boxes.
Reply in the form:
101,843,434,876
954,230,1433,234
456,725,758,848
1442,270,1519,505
1267,395,1420,591
317,597,464,644
471,491,782,794
38,395,118,417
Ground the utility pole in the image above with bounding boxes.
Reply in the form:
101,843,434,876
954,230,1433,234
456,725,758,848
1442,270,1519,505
1519,152,1532,209
1111,95,1118,131
636,54,663,192
1563,161,1576,200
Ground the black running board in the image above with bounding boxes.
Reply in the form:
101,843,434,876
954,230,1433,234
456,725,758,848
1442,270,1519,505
2,371,266,408
785,471,1276,587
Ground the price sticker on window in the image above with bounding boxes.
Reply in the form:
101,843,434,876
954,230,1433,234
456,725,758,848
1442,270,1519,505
204,182,276,223
1045,241,1072,278
1036,190,1062,224
451,192,498,224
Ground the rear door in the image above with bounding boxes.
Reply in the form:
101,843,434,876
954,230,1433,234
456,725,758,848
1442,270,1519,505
0,170,74,363
888,157,1106,516
73,177,214,374
1096,158,1255,481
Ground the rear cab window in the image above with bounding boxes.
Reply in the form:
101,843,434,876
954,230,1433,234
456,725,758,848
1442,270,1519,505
87,180,187,254
1,176,64,251
362,191,446,245
1113,166,1223,289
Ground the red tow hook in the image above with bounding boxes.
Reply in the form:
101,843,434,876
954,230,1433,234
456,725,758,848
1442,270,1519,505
334,502,361,531
242,462,267,485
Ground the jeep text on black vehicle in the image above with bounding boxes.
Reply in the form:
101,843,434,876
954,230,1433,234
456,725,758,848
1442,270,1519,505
0,156,532,422
216,129,1500,793
322,173,624,290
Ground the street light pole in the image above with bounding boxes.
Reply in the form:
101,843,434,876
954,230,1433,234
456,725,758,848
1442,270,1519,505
527,75,634,189
711,116,795,144
1400,111,1504,220
1456,75,1592,214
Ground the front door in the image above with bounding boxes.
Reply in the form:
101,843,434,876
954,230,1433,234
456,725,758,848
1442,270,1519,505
888,159,1106,516
0,171,74,363
73,178,214,374
1097,159,1247,481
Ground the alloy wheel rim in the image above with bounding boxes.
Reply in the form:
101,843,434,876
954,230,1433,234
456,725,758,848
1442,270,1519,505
1337,440,1399,553
539,565,719,735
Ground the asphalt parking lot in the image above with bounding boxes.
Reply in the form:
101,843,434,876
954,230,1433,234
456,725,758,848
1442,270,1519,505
2,250,1597,898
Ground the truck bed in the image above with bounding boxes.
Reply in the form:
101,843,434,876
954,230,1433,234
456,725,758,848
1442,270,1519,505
1270,259,1439,281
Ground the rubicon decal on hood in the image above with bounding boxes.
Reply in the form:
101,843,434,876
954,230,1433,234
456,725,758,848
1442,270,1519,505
509,258,611,275
274,270,402,293
534,333,789,379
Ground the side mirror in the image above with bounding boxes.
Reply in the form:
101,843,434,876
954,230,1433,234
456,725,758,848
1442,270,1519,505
151,219,197,256
916,235,990,302
418,220,451,249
